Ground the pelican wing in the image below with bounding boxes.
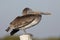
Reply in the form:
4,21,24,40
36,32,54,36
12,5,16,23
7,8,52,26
10,14,35,29
10,29,19,35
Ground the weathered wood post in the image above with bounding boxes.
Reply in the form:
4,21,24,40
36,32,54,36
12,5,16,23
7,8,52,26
19,34,33,40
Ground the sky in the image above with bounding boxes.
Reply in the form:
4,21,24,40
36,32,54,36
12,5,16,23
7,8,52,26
0,0,60,38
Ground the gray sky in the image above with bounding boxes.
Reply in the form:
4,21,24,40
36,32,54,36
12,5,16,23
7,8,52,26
0,0,60,38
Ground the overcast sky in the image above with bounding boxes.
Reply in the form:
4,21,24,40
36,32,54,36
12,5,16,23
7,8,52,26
0,0,60,38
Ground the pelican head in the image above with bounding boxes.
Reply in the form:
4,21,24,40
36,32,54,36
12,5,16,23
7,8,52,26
22,7,32,15
22,7,51,15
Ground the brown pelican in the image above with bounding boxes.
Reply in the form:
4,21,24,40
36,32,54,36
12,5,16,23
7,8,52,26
5,8,51,35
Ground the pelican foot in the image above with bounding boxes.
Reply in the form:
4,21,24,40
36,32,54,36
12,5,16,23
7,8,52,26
23,33,33,36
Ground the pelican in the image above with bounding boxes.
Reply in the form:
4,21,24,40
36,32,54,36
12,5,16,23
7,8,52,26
5,8,51,35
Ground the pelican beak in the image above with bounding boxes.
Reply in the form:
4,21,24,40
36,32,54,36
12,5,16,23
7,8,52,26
29,11,51,15
40,12,51,15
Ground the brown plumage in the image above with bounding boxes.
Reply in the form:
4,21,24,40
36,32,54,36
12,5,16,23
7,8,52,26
6,14,42,35
6,7,51,35
10,14,41,29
